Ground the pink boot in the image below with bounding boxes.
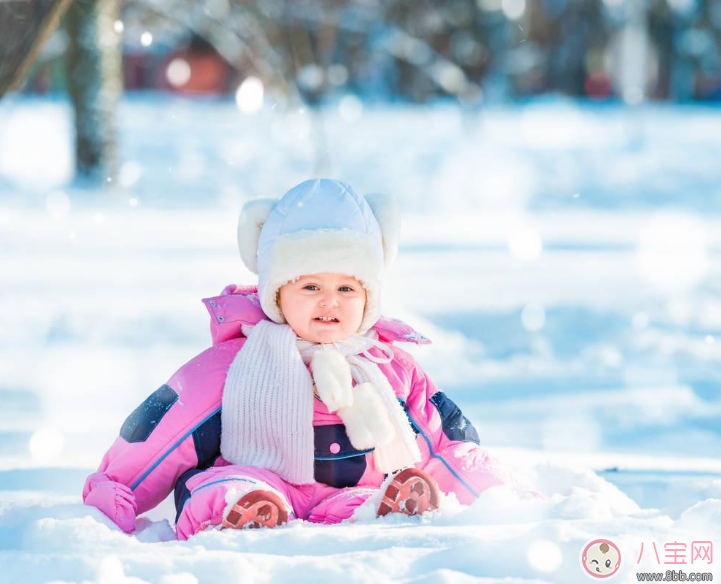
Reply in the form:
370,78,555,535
377,468,441,517
222,490,289,530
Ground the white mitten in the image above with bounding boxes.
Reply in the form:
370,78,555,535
311,348,354,412
338,382,395,450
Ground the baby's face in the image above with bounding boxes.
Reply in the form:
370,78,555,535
278,272,367,343
584,541,620,576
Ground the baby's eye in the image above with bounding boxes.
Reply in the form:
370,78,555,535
303,285,319,291
339,286,354,292
605,560,611,568
591,560,598,564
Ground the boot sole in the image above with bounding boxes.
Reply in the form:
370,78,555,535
377,467,441,517
222,489,289,530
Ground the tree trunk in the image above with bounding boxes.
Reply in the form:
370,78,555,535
65,0,122,183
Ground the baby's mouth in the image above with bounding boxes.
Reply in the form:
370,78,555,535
313,317,340,324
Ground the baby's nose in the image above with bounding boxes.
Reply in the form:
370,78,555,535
320,293,340,307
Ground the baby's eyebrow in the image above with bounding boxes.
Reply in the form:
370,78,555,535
297,277,360,286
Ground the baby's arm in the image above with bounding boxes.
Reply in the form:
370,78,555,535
83,338,244,533
402,357,506,505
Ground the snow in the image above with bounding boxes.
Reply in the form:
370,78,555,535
1,96,720,583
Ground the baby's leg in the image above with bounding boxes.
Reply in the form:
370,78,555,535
306,486,379,524
175,465,295,540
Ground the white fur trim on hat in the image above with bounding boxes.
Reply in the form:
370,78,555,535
237,198,277,274
364,192,401,272
259,228,383,333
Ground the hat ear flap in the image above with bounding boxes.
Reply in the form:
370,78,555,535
238,198,277,274
364,192,401,272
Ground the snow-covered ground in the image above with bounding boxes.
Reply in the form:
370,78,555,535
1,96,720,583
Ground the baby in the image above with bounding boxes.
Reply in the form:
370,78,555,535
83,178,507,538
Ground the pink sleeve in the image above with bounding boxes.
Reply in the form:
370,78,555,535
404,362,506,505
82,339,244,533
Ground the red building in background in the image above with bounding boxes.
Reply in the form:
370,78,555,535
124,35,235,95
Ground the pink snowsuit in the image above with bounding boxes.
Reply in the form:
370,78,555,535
83,285,505,539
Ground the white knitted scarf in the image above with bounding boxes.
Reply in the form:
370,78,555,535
220,319,421,485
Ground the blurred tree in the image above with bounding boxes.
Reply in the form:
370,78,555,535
0,0,72,99
65,0,122,183
120,0,485,104
648,0,676,99
11,0,721,104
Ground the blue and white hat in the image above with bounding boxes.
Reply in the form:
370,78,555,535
237,178,401,335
